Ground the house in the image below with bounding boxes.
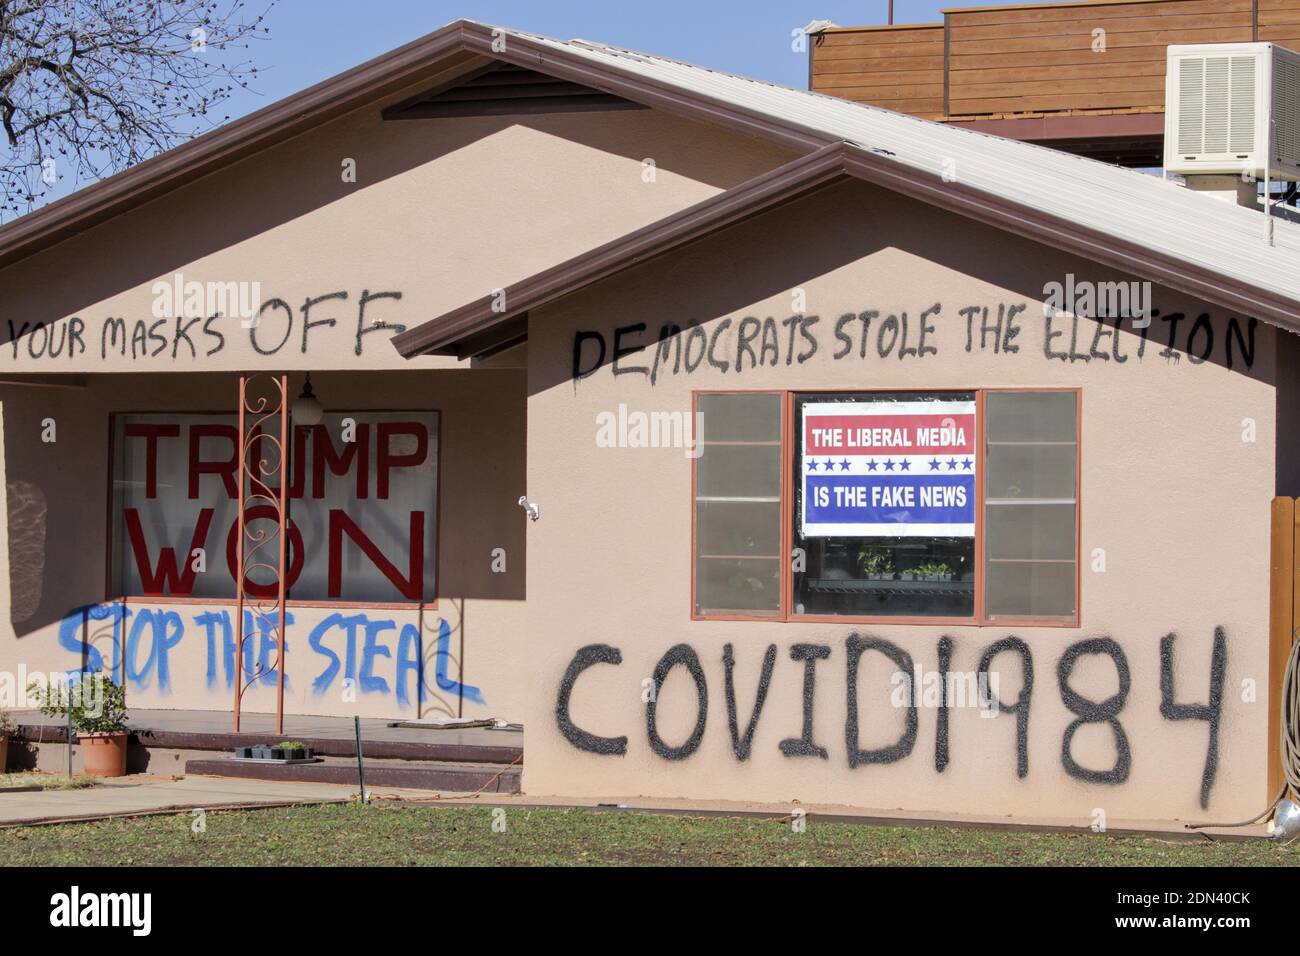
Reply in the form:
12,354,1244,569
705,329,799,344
1,18,1297,824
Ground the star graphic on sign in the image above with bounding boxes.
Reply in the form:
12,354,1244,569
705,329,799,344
929,458,941,471
807,459,820,471
899,459,911,471
866,460,879,472
946,458,958,470
883,459,896,471
838,459,851,471
962,458,973,470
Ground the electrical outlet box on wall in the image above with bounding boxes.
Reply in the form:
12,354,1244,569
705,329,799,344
1164,42,1300,181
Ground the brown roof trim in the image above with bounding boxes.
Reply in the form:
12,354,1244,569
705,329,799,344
461,30,830,153
0,22,475,270
395,140,1300,357
0,19,835,271
947,112,1165,142
4,16,1297,341
836,148,1300,332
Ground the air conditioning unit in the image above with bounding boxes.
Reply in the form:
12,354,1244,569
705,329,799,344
1163,43,1300,181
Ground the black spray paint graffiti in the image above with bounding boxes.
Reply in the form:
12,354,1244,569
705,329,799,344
723,642,776,762
846,635,918,768
645,643,708,760
555,643,628,756
4,288,406,363
935,635,952,773
1160,627,1227,810
571,306,1258,383
555,630,1230,807
1057,638,1132,785
977,637,1033,779
780,643,830,759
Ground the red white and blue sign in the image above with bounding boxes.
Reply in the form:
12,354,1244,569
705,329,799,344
800,400,976,537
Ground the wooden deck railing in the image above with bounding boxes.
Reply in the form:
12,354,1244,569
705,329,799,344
810,0,1300,124
1269,496,1300,803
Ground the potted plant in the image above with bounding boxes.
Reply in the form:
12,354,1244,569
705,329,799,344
856,547,895,581
0,709,13,774
28,669,129,777
272,741,313,760
908,561,954,583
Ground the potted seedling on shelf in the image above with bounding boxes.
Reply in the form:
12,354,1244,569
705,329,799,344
856,547,895,581
908,561,954,583
27,669,129,777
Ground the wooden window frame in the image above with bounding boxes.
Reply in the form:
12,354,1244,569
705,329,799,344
104,408,442,611
691,387,1081,627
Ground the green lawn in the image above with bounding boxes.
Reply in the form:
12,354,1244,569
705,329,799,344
0,772,98,792
0,803,1293,866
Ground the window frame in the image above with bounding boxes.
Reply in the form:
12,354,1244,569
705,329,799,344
690,387,1080,627
104,408,442,611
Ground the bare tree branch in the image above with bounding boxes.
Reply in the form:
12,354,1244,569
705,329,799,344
0,0,275,220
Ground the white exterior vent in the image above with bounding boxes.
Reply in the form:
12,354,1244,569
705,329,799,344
1164,42,1300,181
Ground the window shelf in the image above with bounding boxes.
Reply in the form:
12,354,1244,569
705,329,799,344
985,498,1076,506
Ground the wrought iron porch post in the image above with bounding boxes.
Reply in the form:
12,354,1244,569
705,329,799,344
232,374,289,735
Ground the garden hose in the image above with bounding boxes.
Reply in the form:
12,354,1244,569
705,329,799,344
1186,627,1300,831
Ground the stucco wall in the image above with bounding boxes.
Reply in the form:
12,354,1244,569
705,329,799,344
0,98,795,722
523,178,1276,822
0,95,795,373
0,368,526,720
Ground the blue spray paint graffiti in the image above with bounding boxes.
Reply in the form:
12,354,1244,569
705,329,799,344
54,603,484,708
306,614,482,706
434,618,485,706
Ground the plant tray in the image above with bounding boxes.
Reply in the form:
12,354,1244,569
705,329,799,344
232,746,318,763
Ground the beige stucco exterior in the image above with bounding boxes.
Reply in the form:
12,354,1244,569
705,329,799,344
0,368,525,720
0,81,794,373
522,179,1277,823
0,97,794,721
0,74,1286,824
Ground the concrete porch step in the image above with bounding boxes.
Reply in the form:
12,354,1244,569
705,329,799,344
12,719,524,770
184,755,522,793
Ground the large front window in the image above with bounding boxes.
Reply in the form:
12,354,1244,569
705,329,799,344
109,411,438,604
692,389,1078,624
793,391,977,619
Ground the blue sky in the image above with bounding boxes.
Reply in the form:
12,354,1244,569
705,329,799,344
229,0,964,108
22,0,984,209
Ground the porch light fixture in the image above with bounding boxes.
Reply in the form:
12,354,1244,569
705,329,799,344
292,373,323,426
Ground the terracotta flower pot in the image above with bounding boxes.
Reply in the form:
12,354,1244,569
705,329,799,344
79,731,128,777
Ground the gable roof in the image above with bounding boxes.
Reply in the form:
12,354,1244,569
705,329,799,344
392,140,1300,357
4,18,1298,345
391,22,1300,355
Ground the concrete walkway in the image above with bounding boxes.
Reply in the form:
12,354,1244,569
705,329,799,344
0,774,428,827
